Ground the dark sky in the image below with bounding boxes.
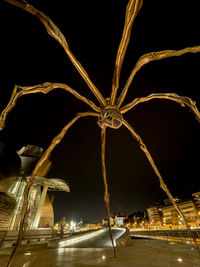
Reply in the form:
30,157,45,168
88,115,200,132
0,0,199,223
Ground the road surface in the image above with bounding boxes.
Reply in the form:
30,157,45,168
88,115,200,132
62,228,125,248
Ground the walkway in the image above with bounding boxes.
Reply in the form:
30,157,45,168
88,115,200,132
61,228,125,248
0,238,199,266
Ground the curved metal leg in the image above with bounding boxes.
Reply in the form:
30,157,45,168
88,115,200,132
123,119,199,249
101,128,116,258
117,46,200,107
0,82,100,131
5,0,106,106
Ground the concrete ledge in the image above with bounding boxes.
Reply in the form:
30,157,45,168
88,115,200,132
47,238,60,248
0,229,53,248
116,228,131,247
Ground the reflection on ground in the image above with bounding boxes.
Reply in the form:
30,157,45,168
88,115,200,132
0,236,199,266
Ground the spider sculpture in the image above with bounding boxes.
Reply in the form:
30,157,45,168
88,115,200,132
1,0,200,265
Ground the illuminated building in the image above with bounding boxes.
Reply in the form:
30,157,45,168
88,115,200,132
0,193,16,231
84,223,100,230
164,197,181,206
110,212,127,226
162,200,198,227
162,205,178,227
192,191,200,226
0,143,20,231
124,212,147,229
147,205,163,227
6,145,70,230
39,194,55,228
111,212,126,217
192,192,200,211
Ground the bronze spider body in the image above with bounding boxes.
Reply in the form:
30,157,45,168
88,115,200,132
1,0,200,265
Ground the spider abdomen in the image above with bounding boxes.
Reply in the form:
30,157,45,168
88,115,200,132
97,107,123,129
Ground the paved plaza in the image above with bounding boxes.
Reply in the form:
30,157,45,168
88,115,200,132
0,238,200,267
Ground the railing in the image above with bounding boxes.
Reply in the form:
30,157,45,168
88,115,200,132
0,229,53,248
0,228,103,248
130,228,200,245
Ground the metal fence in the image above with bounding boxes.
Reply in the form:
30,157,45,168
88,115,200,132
130,229,200,245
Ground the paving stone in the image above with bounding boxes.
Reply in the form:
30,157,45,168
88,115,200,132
0,239,200,267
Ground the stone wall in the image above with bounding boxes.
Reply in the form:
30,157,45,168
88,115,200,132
116,228,131,247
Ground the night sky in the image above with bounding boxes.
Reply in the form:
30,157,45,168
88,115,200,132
0,1,199,223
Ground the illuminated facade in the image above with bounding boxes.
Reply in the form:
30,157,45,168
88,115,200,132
110,212,127,226
147,206,163,227
192,192,200,226
192,192,200,211
0,193,16,231
6,145,70,230
8,177,70,230
0,143,20,231
8,177,40,230
38,194,55,228
162,200,198,227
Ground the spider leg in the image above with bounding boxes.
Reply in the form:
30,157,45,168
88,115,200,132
101,128,116,258
110,0,143,105
120,92,200,123
123,119,199,248
4,0,106,106
0,82,101,130
6,111,99,267
117,46,200,107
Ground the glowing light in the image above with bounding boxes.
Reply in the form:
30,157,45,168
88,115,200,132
177,258,183,262
102,255,106,260
58,248,65,254
70,221,76,231
24,252,31,256
59,229,105,247
23,262,30,267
